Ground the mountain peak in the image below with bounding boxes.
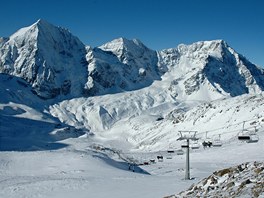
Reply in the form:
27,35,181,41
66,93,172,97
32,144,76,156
33,19,57,29
9,19,71,44
1,20,87,99
35,18,50,25
178,39,227,51
174,39,230,62
100,37,145,49
99,37,152,60
8,19,55,44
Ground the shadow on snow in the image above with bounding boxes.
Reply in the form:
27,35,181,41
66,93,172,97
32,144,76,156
0,114,82,151
92,153,151,175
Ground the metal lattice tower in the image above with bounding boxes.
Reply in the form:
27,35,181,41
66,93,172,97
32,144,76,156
177,131,199,180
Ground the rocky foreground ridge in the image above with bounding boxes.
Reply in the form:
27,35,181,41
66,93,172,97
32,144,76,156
166,161,264,198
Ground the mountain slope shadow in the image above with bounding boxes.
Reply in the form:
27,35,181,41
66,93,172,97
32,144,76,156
203,55,249,96
92,153,151,175
0,114,85,151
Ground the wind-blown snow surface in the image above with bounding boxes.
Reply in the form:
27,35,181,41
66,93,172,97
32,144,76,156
1,20,264,197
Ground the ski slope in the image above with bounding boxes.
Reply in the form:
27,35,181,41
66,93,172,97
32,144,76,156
0,125,263,198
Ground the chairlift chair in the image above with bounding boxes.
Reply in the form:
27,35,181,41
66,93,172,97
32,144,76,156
190,140,200,149
238,130,251,141
176,149,184,155
212,134,222,147
204,131,212,145
181,140,188,148
157,155,164,162
238,128,259,143
167,148,174,153
167,147,174,159
212,139,222,147
247,131,259,143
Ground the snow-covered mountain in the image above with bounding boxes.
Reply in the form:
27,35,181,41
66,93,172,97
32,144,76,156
0,19,88,99
1,20,264,100
158,40,264,100
1,20,264,150
84,38,160,96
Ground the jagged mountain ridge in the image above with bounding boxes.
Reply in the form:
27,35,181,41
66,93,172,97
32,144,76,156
0,20,264,100
85,38,161,96
158,40,264,99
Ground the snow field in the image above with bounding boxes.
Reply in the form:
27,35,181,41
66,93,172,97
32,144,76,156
0,129,263,198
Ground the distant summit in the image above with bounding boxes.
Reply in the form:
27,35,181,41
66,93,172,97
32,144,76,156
99,37,151,60
158,39,264,100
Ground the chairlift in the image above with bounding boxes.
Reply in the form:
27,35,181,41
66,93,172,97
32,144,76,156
238,130,259,143
167,148,174,153
157,155,164,162
166,147,174,159
190,140,200,149
247,130,259,143
181,140,188,148
238,122,259,143
237,132,251,140
201,131,213,148
204,131,212,143
212,139,222,147
212,134,222,147
176,149,184,155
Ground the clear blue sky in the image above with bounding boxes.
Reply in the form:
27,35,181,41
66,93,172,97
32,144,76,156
1,0,263,66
